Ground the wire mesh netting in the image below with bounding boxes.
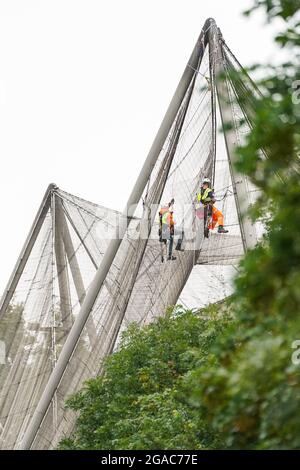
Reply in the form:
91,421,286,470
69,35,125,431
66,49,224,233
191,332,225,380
0,190,126,448
0,32,262,449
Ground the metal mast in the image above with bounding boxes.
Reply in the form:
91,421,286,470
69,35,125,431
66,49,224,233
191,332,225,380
208,19,257,251
20,20,210,450
0,184,56,319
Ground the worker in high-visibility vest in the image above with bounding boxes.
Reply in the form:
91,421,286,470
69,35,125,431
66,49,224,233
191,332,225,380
197,178,228,233
159,199,182,262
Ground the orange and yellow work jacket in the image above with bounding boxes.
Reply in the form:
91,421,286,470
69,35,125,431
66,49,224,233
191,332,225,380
161,210,175,227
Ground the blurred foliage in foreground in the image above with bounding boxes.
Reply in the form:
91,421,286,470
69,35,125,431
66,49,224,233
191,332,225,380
59,297,300,450
59,0,300,450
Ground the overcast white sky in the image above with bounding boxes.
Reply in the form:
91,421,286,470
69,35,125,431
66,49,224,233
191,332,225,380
0,0,284,292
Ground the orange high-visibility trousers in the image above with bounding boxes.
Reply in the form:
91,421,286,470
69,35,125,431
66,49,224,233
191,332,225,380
209,206,224,229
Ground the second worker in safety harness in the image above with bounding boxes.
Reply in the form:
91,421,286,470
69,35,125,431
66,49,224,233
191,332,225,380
197,178,228,234
159,199,184,262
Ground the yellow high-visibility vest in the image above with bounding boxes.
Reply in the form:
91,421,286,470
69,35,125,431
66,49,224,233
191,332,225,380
162,211,170,225
197,187,213,203
162,211,174,226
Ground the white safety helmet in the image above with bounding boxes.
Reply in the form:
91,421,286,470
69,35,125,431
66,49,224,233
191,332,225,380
202,178,211,185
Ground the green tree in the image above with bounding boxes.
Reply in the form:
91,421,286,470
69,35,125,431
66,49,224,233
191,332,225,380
0,303,25,363
59,305,231,450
